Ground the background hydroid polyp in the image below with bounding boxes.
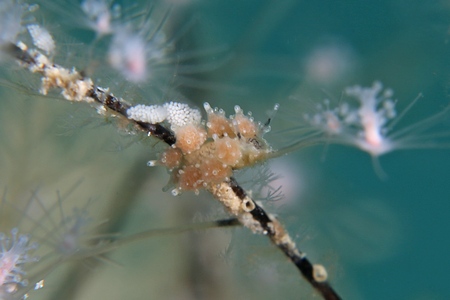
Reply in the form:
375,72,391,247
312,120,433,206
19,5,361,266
1,0,450,299
0,228,39,297
292,82,450,160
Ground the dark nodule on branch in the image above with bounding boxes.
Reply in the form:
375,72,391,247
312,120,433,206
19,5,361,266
228,177,274,233
87,87,130,115
214,218,241,227
282,243,342,300
3,42,36,65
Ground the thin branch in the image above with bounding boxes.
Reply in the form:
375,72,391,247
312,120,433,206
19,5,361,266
209,178,341,300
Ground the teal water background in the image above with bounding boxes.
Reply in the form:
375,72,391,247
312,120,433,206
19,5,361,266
194,2,450,298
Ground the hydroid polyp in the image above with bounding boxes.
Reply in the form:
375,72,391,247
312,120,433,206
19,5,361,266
281,82,450,176
0,228,39,297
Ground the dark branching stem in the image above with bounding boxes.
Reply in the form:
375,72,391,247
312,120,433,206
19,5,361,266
7,41,341,300
86,87,177,145
6,42,177,146
228,178,342,300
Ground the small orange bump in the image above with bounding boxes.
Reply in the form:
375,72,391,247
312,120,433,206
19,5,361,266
234,114,257,138
215,137,242,167
177,165,203,191
200,159,232,184
160,147,183,170
175,124,207,154
206,113,235,138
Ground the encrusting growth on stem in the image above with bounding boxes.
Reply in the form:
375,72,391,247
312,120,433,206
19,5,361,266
209,178,340,300
4,41,341,300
